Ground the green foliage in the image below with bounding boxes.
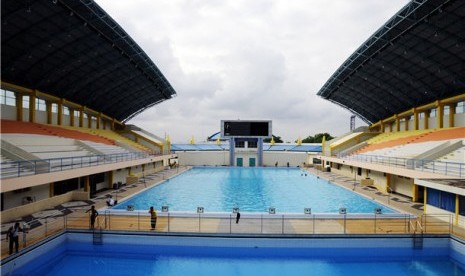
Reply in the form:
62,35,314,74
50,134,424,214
301,133,334,143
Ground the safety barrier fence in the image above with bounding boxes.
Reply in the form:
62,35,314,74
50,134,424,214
0,152,154,179
338,154,464,178
2,211,463,259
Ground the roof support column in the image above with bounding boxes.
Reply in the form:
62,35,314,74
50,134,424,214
449,103,456,128
46,101,52,124
29,90,37,123
380,120,385,132
97,112,102,129
15,93,23,122
413,108,419,130
437,101,444,129
57,99,63,126
395,115,400,132
69,108,75,126
404,116,410,131
423,110,430,130
87,114,92,129
79,107,84,127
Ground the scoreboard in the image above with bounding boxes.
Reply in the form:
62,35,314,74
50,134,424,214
221,120,272,138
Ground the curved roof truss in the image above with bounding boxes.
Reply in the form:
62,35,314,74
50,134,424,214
317,0,465,124
1,0,177,122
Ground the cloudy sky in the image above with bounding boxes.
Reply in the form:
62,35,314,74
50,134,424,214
96,0,409,143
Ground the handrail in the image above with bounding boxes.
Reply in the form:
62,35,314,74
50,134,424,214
409,220,416,233
3,212,462,259
0,151,157,179
338,153,464,177
97,216,106,229
416,220,423,233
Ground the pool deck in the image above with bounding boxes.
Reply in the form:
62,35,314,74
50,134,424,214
1,166,463,259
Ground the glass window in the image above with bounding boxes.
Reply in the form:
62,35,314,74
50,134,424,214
457,101,464,114
23,95,30,109
430,108,436,118
0,89,16,106
443,105,450,115
36,98,46,111
248,141,257,148
63,106,70,115
51,103,58,113
235,141,245,148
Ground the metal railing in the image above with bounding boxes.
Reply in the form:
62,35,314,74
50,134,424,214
338,154,464,177
2,211,462,259
0,152,154,179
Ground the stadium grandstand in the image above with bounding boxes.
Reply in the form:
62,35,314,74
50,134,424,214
1,0,465,264
316,0,465,225
1,0,177,216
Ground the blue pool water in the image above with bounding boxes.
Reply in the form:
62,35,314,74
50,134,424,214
114,167,395,213
8,234,465,276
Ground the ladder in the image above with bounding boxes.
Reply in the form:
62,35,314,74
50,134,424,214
413,233,423,249
93,228,103,245
412,220,424,249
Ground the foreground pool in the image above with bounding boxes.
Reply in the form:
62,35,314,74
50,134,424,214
114,167,395,213
3,232,465,276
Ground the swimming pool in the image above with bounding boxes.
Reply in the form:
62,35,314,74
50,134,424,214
4,232,465,276
114,167,395,213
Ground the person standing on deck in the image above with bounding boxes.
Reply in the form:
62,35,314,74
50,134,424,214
149,206,157,230
6,222,26,254
86,205,99,229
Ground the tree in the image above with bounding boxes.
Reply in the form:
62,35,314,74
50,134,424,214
263,135,283,143
301,133,334,143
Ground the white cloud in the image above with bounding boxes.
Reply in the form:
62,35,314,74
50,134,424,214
97,0,409,143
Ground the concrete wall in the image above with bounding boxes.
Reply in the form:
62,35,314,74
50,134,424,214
1,191,89,223
367,171,387,192
235,151,258,167
36,110,47,124
1,105,16,120
175,151,314,167
177,151,230,166
263,152,309,167
455,113,465,127
3,184,50,210
390,175,413,197
327,162,416,198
